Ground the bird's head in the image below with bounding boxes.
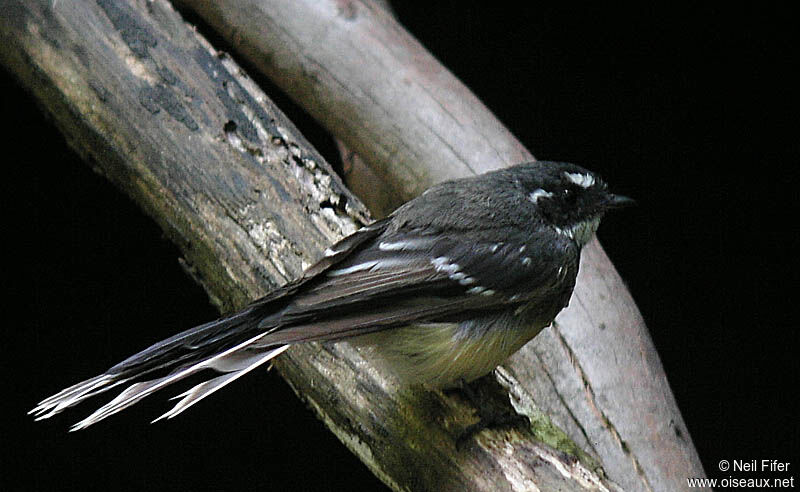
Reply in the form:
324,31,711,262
520,161,634,246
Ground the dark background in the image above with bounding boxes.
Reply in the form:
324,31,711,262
5,3,797,491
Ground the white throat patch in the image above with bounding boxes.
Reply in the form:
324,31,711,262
555,216,602,246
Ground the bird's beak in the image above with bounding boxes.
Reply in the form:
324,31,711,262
606,194,636,209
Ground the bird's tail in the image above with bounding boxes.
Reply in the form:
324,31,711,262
30,305,289,430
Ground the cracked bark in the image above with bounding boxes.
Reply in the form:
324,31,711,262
3,0,706,491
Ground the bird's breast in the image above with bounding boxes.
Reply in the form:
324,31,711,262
352,308,549,388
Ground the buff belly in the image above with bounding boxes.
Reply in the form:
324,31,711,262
353,310,547,388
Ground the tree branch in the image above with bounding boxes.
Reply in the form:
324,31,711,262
2,1,628,490
173,1,708,491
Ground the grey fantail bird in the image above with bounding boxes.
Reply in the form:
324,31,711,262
31,161,633,430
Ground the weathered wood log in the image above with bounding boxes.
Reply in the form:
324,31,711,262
3,1,625,490
172,1,708,491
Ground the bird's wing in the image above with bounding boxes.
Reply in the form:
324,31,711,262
257,226,579,343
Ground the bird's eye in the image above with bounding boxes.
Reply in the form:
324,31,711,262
562,187,578,203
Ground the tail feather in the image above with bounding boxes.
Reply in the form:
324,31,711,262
70,375,178,431
32,313,289,430
30,375,127,421
152,345,289,424
32,219,396,429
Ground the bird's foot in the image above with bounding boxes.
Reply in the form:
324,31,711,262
448,376,530,449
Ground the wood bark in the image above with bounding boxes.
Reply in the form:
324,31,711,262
1,0,706,491
171,2,709,491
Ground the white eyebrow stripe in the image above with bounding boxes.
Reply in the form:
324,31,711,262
528,189,553,203
564,172,595,188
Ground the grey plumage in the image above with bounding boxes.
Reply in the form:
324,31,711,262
31,161,631,429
